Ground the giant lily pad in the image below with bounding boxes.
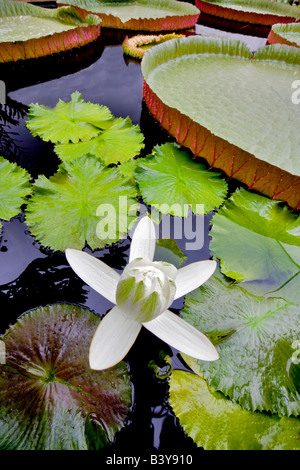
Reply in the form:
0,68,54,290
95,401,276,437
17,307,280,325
0,1,101,63
0,304,132,450
25,155,138,251
169,368,300,450
142,36,300,209
196,0,300,26
135,143,228,216
0,156,32,236
268,22,300,48
58,0,200,31
210,188,300,302
181,271,300,416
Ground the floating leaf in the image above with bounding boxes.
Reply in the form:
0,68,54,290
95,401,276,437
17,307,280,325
142,36,300,209
210,188,300,302
0,304,132,450
26,91,114,144
0,156,32,235
181,271,300,416
169,368,300,450
118,158,140,185
0,2,101,63
135,143,228,216
268,22,300,47
55,117,145,165
59,0,200,31
25,155,138,251
122,33,185,60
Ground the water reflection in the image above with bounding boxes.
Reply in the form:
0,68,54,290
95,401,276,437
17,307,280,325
0,35,105,93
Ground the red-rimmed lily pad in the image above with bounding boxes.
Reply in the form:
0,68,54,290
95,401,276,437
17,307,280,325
268,22,300,48
0,304,132,450
0,1,101,63
58,0,200,31
196,0,300,26
142,36,300,209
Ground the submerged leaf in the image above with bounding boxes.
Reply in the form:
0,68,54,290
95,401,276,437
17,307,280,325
169,369,300,450
210,188,300,302
135,143,228,216
122,33,185,59
181,270,300,416
0,304,132,450
0,156,32,234
25,155,138,251
154,238,187,268
26,91,114,144
55,117,145,165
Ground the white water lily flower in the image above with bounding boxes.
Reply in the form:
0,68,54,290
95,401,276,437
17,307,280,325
66,216,219,370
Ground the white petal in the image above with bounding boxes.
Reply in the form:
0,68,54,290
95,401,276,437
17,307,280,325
65,248,120,304
143,310,219,361
174,260,217,299
129,216,156,263
89,306,142,370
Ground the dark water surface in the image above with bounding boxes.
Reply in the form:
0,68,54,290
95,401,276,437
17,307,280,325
0,13,267,456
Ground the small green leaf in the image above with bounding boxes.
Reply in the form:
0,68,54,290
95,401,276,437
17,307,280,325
25,155,138,251
26,91,114,144
135,143,228,216
0,156,32,234
210,188,300,302
169,369,300,450
0,304,132,450
55,117,145,165
182,270,300,416
118,158,140,185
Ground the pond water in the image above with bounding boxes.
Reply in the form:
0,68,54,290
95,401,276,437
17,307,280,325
0,5,268,457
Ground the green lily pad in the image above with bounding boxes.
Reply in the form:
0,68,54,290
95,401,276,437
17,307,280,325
26,92,114,144
210,188,300,302
118,158,140,185
268,22,300,47
25,155,138,251
181,271,300,416
58,0,200,31
135,143,228,216
0,304,132,450
142,36,300,209
169,368,300,450
0,156,32,235
55,116,145,165
0,2,101,63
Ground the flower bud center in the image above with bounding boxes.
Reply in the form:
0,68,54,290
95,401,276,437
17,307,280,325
116,259,177,323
